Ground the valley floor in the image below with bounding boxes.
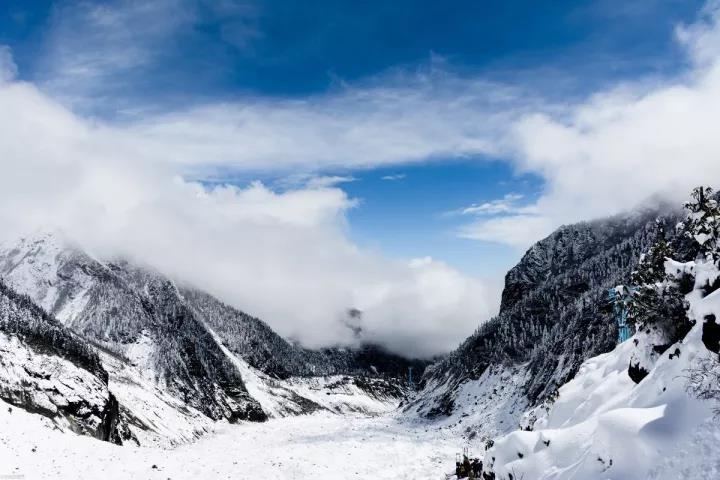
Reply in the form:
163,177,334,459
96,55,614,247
0,403,462,480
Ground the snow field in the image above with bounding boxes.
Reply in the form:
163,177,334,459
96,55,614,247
0,403,461,480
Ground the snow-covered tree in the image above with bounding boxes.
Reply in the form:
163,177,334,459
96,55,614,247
631,220,675,286
617,208,696,342
687,356,720,417
681,186,720,264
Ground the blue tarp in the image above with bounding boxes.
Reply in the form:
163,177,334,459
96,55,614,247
608,288,634,343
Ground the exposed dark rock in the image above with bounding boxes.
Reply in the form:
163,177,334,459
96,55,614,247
424,389,456,418
97,393,122,445
677,273,696,295
628,362,649,384
701,276,720,297
702,314,720,354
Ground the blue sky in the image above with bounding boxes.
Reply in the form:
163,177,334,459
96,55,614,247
0,0,703,97
0,0,708,278
272,161,544,277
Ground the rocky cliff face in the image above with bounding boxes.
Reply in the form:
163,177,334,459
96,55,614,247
0,279,126,443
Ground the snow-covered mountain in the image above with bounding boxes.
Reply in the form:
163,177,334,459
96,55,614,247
403,188,720,479
4,190,719,479
405,205,680,437
0,232,422,445
0,232,267,426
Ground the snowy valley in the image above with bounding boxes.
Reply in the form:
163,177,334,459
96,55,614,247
8,0,720,478
2,188,720,479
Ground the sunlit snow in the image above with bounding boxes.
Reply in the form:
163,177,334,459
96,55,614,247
0,404,461,480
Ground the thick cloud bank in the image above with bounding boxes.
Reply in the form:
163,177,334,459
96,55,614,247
463,1,720,246
0,72,498,358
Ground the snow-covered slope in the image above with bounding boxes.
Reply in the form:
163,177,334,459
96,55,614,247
0,233,281,426
205,321,402,417
0,231,413,445
0,278,128,443
481,258,720,479
0,332,120,440
99,350,216,447
403,364,529,444
0,395,462,480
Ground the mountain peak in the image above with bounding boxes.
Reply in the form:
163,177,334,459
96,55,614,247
0,230,104,323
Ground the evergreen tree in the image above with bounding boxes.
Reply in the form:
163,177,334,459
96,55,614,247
631,220,675,286
626,219,686,335
614,189,720,343
681,186,720,264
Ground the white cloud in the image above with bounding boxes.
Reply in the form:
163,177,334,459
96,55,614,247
34,1,531,168
459,193,525,216
0,59,499,358
460,215,555,249
39,0,194,108
458,1,720,248
676,0,720,66
119,75,521,171
381,174,406,181
39,0,720,259
285,174,357,190
453,194,552,246
0,45,17,83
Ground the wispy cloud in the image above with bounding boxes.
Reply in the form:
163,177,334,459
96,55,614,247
459,214,553,248
39,1,188,104
121,72,528,173
458,193,525,216
381,174,406,181
36,0,262,113
450,193,549,248
31,2,537,166
0,45,17,82
275,174,357,190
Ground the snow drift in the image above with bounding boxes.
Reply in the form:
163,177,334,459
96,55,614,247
481,257,720,480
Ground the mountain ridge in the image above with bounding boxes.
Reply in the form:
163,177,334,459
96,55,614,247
0,231,423,444
405,203,684,438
